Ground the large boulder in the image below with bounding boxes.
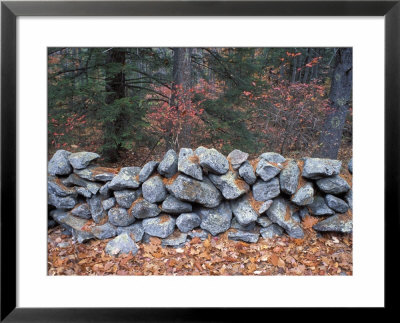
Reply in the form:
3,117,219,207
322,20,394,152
302,158,342,179
157,149,178,178
198,202,232,236
256,158,281,182
228,229,259,243
252,178,280,201
162,230,188,248
129,198,161,219
307,195,335,216
116,222,145,242
176,213,201,232
48,193,77,209
50,209,94,242
229,194,258,225
48,150,72,176
259,152,286,164
71,203,91,219
114,189,140,209
238,161,257,185
108,207,135,227
291,182,314,206
87,194,107,223
161,195,192,214
48,176,77,197
313,214,352,233
178,148,203,180
316,175,350,195
105,233,139,256
73,165,117,182
227,149,249,169
166,175,222,208
62,173,102,195
325,194,349,213
142,214,176,238
142,175,167,203
266,197,304,238
68,151,100,170
208,171,249,200
279,160,300,195
108,167,141,190
260,224,284,238
91,223,117,239
256,216,273,228
138,161,159,182
197,148,229,175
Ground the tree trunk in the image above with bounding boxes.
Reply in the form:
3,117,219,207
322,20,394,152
302,48,311,83
313,48,352,159
291,55,297,83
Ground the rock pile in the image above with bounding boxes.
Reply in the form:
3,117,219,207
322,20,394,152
48,148,353,256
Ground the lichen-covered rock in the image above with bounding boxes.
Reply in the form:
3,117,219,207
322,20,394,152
227,149,249,169
316,175,350,195
228,229,259,243
51,209,94,242
73,165,117,182
48,193,77,209
259,152,286,164
116,222,145,242
348,159,353,174
142,175,167,203
188,229,209,241
91,223,117,239
238,161,257,185
266,197,304,238
198,202,232,236
178,148,203,180
166,175,222,208
231,217,256,231
260,224,284,238
229,194,258,225
307,195,335,216
76,187,92,198
325,194,349,213
162,230,188,248
302,158,342,179
157,149,178,178
48,150,72,176
108,206,135,227
62,173,102,195
108,167,141,190
197,148,229,175
209,171,249,200
102,197,116,211
256,158,281,182
161,195,192,214
313,214,352,233
279,160,300,195
252,178,280,201
88,194,107,223
344,189,353,210
138,161,159,182
68,151,100,170
71,203,91,219
114,189,139,208
48,176,77,197
72,229,95,243
298,207,309,220
105,233,139,256
291,182,314,206
129,198,161,219
99,182,111,197
258,200,273,214
142,214,176,238
176,213,201,232
256,216,273,228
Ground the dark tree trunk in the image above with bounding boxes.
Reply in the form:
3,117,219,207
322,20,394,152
291,55,298,83
302,48,311,83
313,48,352,159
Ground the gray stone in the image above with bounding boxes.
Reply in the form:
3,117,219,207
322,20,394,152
298,207,309,220
176,213,201,232
302,158,342,179
50,209,94,242
161,195,192,214
198,202,232,236
291,182,314,206
260,224,284,238
48,176,77,197
108,167,141,190
238,161,257,185
348,159,353,174
105,233,139,256
114,189,139,208
188,229,209,241
325,194,349,213
316,175,350,195
162,231,188,248
129,198,161,219
252,178,280,201
99,182,111,197
259,200,273,214
178,148,203,180
227,149,249,169
256,158,281,182
48,219,57,229
142,233,151,244
73,165,117,182
256,216,273,228
228,230,259,243
62,173,102,195
344,189,353,210
229,194,258,225
157,149,178,178
68,151,100,169
142,175,167,203
231,217,256,231
48,193,77,209
194,146,208,156
279,160,300,195
307,196,335,216
102,197,116,211
259,152,286,163
138,161,159,182
142,214,176,238
108,207,135,227
166,175,222,208
266,197,304,238
76,187,92,198
71,203,91,219
313,214,353,233
197,148,229,175
48,150,72,176
209,171,249,200
72,229,95,243
116,222,144,242
88,194,107,223
292,212,301,223
91,223,117,239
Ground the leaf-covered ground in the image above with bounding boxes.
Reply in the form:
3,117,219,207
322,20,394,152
48,225,352,276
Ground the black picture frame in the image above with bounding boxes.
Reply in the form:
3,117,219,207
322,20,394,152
1,1,398,321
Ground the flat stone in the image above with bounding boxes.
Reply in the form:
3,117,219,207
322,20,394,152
114,189,139,208
227,149,249,169
176,213,201,232
307,196,335,216
178,148,203,180
142,175,167,203
108,167,141,190
259,200,273,214
313,214,353,233
209,170,249,200
157,149,178,178
228,229,259,243
76,187,92,198
229,194,258,225
197,148,229,175
238,161,257,185
48,176,77,197
108,206,135,227
116,222,145,242
72,229,95,243
344,189,353,210
71,203,91,219
73,165,118,182
161,195,192,214
260,224,284,238
252,178,280,201
256,216,273,228
102,197,116,211
99,182,111,197
142,214,176,238
91,223,117,239
188,229,210,241
105,233,139,256
316,175,350,195
166,175,222,208
259,152,286,163
302,158,342,179
48,193,77,209
87,194,107,223
256,158,281,182
50,209,94,242
138,161,159,182
198,202,232,236
129,198,161,219
325,194,349,213
231,217,256,231
68,151,100,169
279,160,300,195
48,150,72,176
62,173,102,195
162,230,188,248
291,182,314,206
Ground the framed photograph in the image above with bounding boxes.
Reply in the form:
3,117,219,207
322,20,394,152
1,0,397,320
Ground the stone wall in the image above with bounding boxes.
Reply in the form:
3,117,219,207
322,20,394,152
48,147,353,256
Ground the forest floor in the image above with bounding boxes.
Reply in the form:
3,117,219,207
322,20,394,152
48,226,352,276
